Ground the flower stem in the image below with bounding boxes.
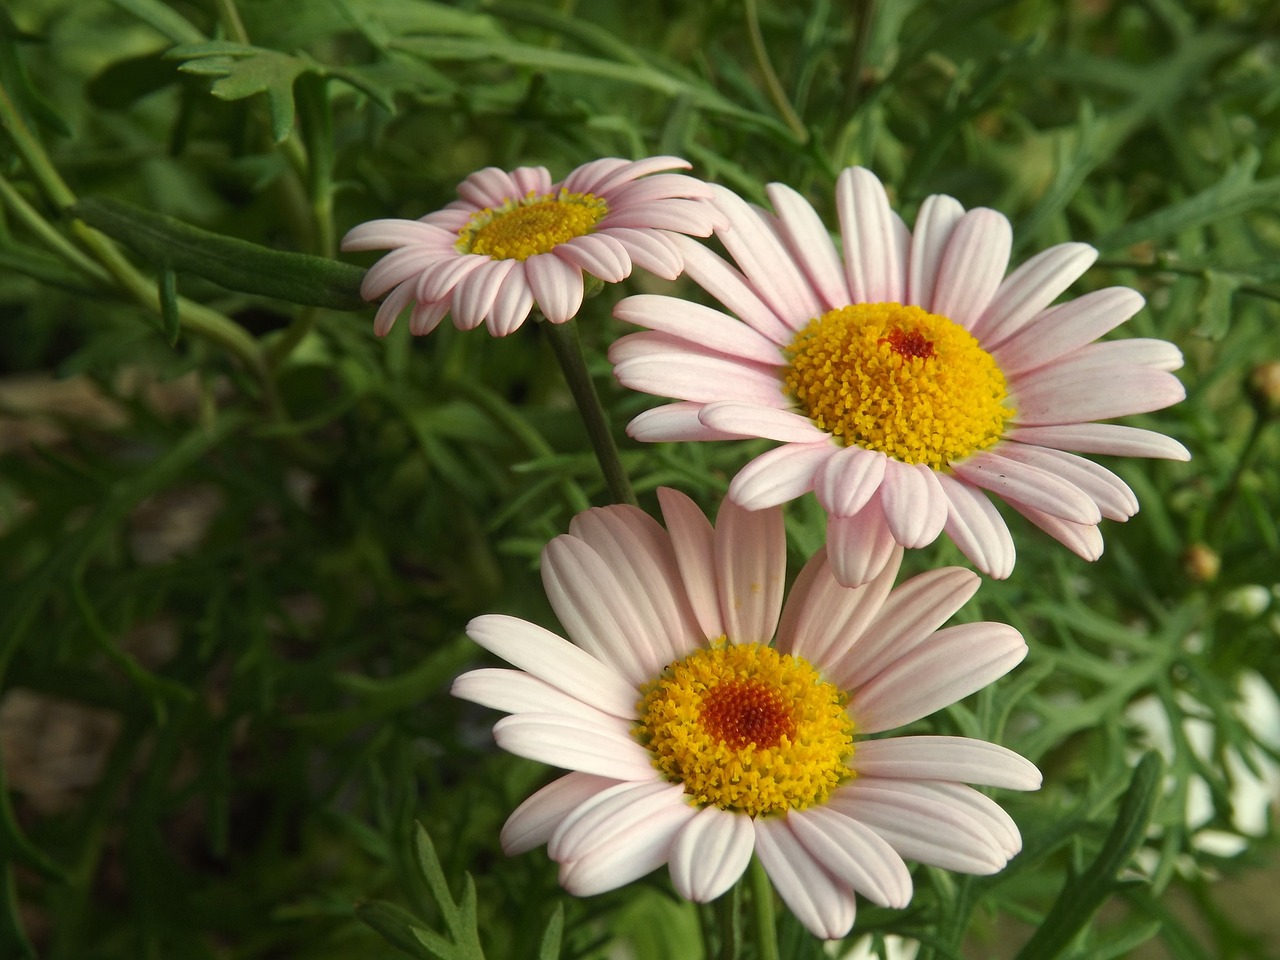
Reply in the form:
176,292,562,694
743,0,808,143
541,317,638,507
748,856,780,960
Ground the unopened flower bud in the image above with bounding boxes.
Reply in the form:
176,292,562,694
1182,543,1220,583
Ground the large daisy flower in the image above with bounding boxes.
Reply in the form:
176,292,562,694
341,157,720,337
451,489,1040,940
609,168,1189,586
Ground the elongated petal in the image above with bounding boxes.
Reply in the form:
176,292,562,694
457,165,526,207
931,209,1012,330
716,498,786,645
951,450,1101,524
453,669,634,729
526,252,584,323
671,234,794,343
451,257,517,330
1004,423,1190,461
852,623,1027,733
611,336,789,406
1003,497,1105,561
776,546,902,673
830,781,1011,874
728,442,834,510
486,262,536,336
935,472,1015,579
852,736,1042,790
711,185,822,324
542,535,669,685
409,298,450,337
567,505,702,664
879,460,948,548
767,182,850,309
790,806,913,908
626,402,747,442
658,487,723,639
699,402,828,443
550,779,687,862
668,805,756,902
416,253,488,303
827,503,899,588
826,566,979,691
993,287,1145,376
372,280,416,337
501,772,619,855
606,227,683,280
614,295,784,365
557,233,632,283
556,793,696,897
813,445,887,518
971,242,1097,346
360,246,434,300
465,615,637,718
907,193,965,310
838,167,904,303
754,816,857,940
342,218,450,252
1012,363,1186,426
996,444,1138,521
494,713,657,781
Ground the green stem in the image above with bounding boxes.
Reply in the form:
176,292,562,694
748,857,779,960
0,172,110,283
743,0,808,143
541,317,638,507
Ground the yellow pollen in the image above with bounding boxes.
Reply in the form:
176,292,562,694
783,302,1015,469
635,641,854,818
456,189,608,261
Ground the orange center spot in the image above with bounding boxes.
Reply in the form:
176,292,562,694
880,328,935,360
699,680,796,750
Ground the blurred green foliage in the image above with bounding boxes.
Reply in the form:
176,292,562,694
1,1,1279,958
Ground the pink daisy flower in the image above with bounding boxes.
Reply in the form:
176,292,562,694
452,489,1039,941
340,157,720,338
609,168,1190,586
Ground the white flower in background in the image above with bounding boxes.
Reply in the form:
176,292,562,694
1128,670,1280,861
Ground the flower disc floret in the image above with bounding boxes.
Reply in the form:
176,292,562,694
457,190,609,261
785,303,1015,470
635,641,854,818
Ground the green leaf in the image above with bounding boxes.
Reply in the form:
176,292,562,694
537,904,564,960
158,267,180,346
1193,270,1239,340
355,900,437,960
106,0,205,43
409,824,486,960
167,41,310,142
1098,152,1280,252
70,197,366,310
1013,751,1163,960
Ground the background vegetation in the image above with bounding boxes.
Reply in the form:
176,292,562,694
2,0,1278,957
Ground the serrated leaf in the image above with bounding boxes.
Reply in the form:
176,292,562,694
355,901,437,960
168,42,310,141
71,197,365,310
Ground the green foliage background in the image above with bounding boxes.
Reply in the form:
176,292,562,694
2,0,1279,958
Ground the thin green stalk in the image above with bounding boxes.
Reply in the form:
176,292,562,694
843,0,879,115
715,882,743,960
748,857,779,960
0,172,111,283
743,0,808,143
541,317,638,507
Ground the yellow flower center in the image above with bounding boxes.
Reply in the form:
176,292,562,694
784,303,1015,469
456,190,608,261
635,642,853,818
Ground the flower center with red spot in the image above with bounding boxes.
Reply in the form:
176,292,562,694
880,328,935,360
699,680,795,750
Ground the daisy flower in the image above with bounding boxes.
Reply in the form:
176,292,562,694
341,157,720,337
451,489,1040,940
609,167,1189,586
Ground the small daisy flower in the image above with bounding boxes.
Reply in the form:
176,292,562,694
341,157,720,338
452,489,1040,940
609,168,1190,586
